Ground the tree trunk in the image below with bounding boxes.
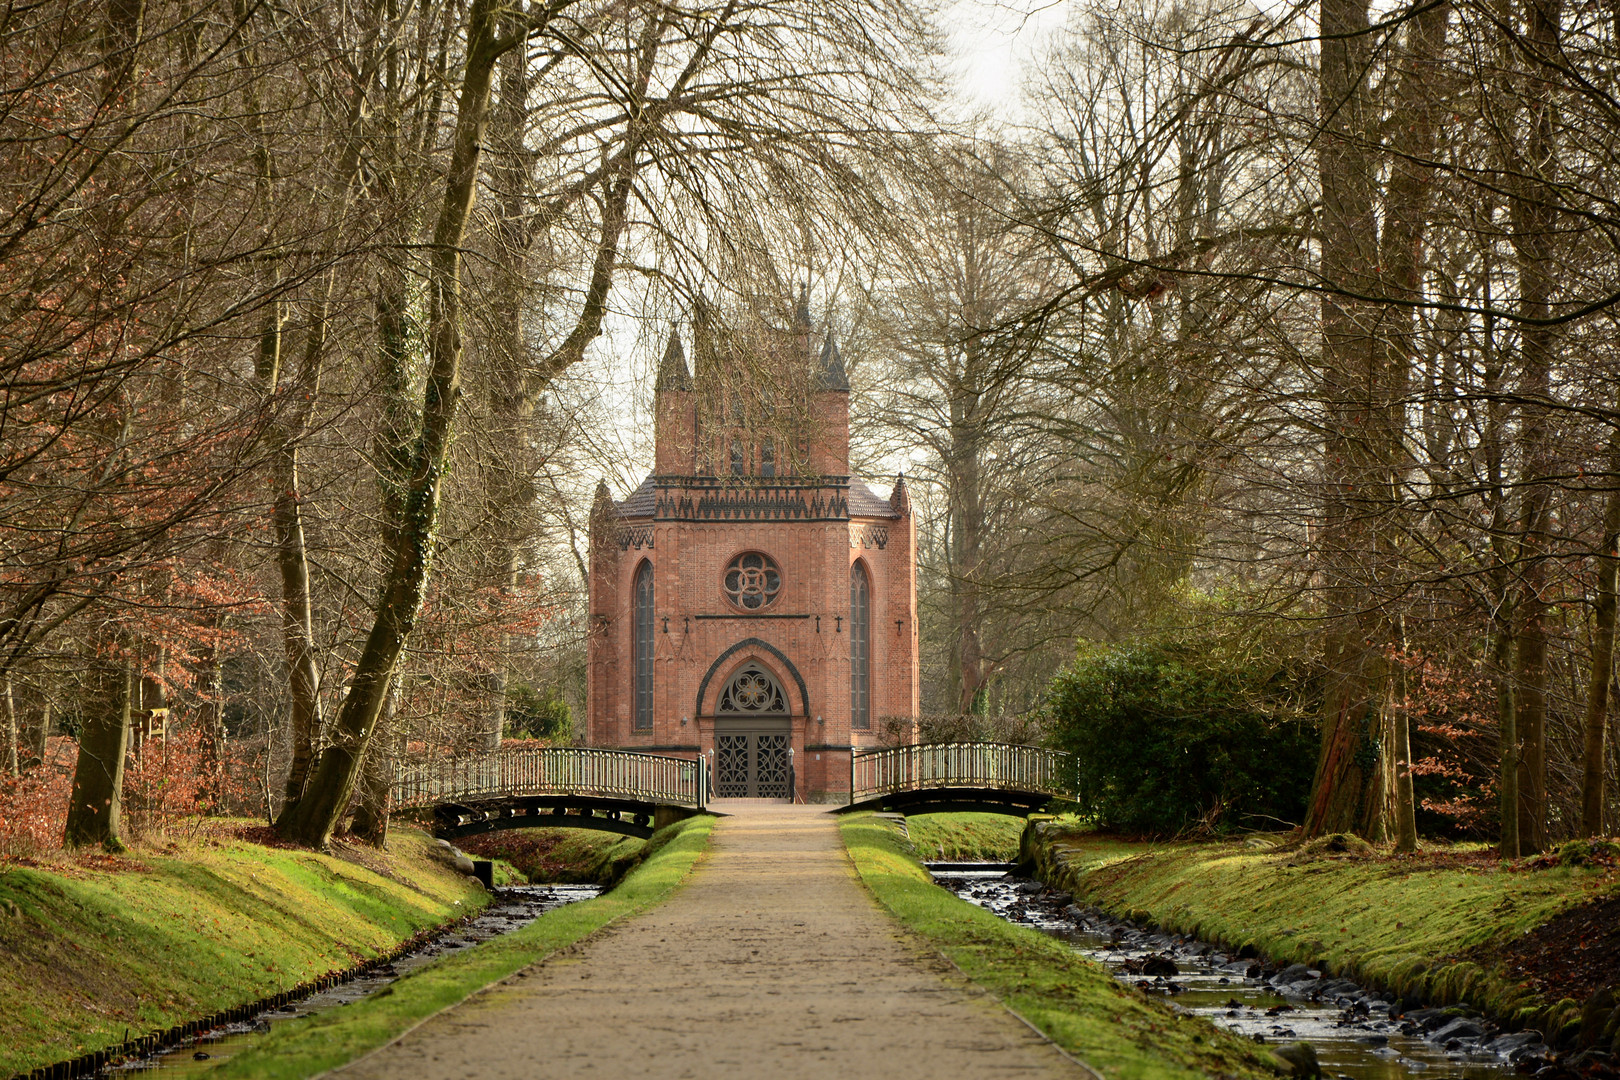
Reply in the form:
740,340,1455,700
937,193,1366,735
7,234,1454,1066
63,659,132,850
26,686,50,766
196,632,228,808
3,672,17,775
1493,612,1520,856
474,19,538,748
229,0,329,805
1508,0,1561,855
350,675,400,845
1377,0,1450,854
1579,429,1620,836
1391,700,1418,852
1515,563,1550,853
62,0,146,849
276,0,515,848
950,387,988,715
1305,0,1387,838
1391,618,1418,853
1480,287,1520,857
275,436,324,801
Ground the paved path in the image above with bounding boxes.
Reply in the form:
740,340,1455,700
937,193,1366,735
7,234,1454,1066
334,804,1088,1080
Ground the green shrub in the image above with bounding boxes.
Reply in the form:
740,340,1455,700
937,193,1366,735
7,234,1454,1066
503,683,572,740
1044,642,1316,835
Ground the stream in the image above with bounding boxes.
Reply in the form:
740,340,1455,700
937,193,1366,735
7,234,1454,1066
928,865,1537,1079
104,883,600,1077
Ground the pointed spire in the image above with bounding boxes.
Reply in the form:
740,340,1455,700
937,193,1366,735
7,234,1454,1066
655,324,692,391
794,282,812,329
815,327,849,391
590,479,614,533
889,472,910,515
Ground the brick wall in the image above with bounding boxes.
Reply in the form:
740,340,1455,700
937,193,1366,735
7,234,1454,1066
585,326,917,801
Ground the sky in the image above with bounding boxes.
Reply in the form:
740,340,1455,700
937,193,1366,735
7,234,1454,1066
943,0,1071,114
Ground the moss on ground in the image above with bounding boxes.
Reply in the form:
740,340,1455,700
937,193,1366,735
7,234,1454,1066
1027,825,1620,1039
457,827,644,883
208,816,713,1080
0,827,486,1076
903,812,1027,862
840,813,1281,1080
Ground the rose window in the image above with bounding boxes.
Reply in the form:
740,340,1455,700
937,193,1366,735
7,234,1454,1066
724,552,781,610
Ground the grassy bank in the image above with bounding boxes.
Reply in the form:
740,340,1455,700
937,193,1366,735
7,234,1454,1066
456,827,643,884
1026,823,1620,1045
209,815,713,1080
904,812,1026,861
0,827,488,1077
840,813,1281,1080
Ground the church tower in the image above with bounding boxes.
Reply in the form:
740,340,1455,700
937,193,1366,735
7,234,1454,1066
586,300,919,801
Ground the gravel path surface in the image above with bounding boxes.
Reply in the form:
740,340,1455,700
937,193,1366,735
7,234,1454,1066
332,803,1088,1080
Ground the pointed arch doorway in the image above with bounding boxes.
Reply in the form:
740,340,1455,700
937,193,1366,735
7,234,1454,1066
711,662,792,799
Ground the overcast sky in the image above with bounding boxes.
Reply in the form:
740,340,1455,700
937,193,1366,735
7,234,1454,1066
943,0,1070,114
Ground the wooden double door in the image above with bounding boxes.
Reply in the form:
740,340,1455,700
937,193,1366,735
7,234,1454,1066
712,719,791,799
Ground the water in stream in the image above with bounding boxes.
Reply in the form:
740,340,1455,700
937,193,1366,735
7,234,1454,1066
929,866,1532,1080
106,883,600,1077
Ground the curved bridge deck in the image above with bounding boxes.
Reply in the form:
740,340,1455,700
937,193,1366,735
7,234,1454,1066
392,746,708,839
840,742,1073,816
393,742,1071,836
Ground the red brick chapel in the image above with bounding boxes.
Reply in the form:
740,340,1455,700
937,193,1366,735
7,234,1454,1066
586,298,919,801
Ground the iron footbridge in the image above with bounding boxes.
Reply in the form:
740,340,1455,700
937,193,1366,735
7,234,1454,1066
839,742,1074,817
391,746,709,840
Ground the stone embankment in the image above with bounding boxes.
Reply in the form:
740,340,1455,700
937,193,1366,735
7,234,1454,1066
1020,819,1620,1075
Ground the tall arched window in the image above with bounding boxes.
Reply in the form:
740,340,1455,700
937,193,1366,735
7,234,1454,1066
850,561,871,730
730,438,745,475
633,561,654,731
760,439,776,478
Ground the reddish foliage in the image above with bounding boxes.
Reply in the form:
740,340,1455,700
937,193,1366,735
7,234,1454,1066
0,737,76,858
0,721,246,860
122,722,245,842
1390,648,1500,836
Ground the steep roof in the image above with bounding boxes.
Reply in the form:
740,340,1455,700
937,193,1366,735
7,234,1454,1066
654,327,692,391
889,473,910,515
814,330,848,391
615,476,657,517
848,479,899,518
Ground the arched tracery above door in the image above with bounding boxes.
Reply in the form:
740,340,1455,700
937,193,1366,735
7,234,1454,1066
717,663,788,716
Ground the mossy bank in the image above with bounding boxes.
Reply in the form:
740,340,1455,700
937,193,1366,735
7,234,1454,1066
209,815,712,1080
0,827,491,1077
1022,820,1620,1054
455,827,645,884
902,812,1027,862
841,812,1284,1079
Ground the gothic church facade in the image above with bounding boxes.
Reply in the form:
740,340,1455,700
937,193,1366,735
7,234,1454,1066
586,303,918,801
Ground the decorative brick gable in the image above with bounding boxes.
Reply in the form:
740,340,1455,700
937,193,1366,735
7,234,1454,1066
586,311,919,801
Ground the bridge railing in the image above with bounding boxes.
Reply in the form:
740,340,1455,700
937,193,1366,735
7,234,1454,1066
850,742,1072,802
392,746,707,810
